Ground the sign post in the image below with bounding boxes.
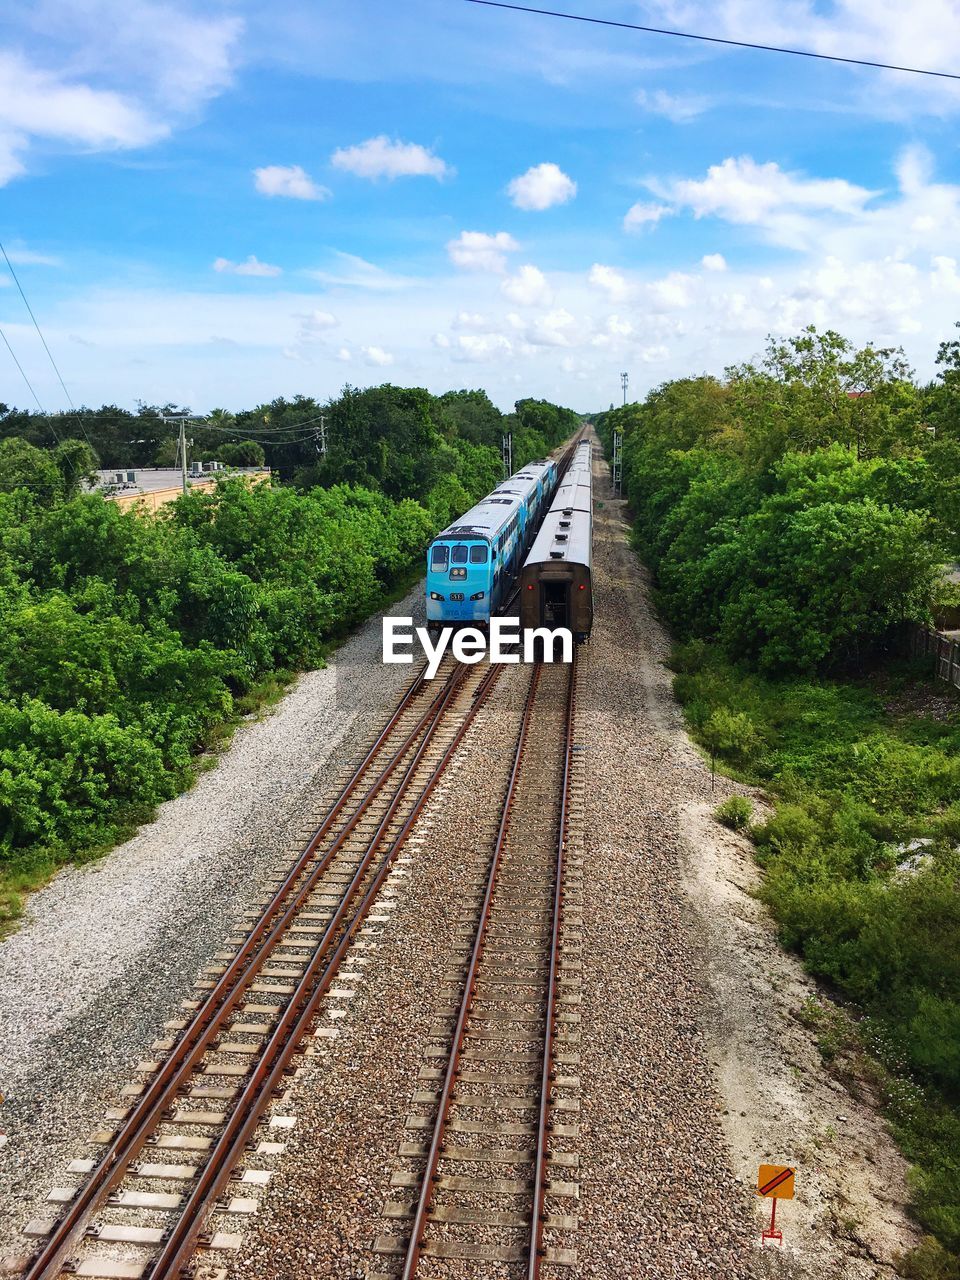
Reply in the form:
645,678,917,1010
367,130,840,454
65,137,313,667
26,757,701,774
757,1164,794,1245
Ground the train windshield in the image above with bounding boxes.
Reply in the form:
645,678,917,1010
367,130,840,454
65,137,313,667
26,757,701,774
469,546,488,564
430,544,448,570
451,546,468,564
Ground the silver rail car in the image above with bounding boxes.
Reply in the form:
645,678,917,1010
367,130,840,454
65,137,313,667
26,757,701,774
518,439,593,643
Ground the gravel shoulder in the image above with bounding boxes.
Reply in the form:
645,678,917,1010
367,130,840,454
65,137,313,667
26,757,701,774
0,587,426,1254
574,456,757,1278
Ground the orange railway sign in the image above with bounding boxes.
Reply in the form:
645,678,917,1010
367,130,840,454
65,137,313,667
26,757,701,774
758,1164,795,1199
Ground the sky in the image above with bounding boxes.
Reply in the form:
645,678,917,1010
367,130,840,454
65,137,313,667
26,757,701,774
2,0,960,415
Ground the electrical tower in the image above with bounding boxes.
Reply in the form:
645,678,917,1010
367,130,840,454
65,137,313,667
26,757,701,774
501,430,513,479
612,428,623,496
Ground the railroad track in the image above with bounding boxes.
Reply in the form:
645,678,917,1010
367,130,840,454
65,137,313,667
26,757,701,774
372,654,583,1277
13,656,504,1280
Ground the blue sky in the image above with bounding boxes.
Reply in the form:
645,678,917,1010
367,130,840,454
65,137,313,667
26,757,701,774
1,0,960,414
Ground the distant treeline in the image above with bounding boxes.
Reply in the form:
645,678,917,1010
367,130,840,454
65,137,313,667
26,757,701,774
598,325,960,1275
0,384,579,489
0,383,580,924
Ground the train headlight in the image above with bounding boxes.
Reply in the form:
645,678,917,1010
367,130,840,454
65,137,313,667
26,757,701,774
469,591,485,601
430,591,445,601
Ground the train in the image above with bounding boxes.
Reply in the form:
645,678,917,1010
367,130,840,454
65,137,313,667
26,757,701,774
518,439,593,643
425,458,559,633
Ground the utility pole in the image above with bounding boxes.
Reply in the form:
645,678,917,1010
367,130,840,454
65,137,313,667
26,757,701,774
161,413,202,493
319,414,328,457
614,373,628,496
502,430,513,480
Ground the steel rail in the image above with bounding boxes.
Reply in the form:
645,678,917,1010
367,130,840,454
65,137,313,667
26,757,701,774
23,659,464,1280
527,649,578,1277
149,662,505,1278
400,660,545,1279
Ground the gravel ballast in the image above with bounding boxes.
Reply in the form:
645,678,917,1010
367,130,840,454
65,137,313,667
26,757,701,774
225,444,764,1278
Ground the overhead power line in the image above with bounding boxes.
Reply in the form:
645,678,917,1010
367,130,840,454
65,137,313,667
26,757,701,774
463,0,960,81
0,239,96,461
0,242,81,411
0,323,48,417
197,421,324,441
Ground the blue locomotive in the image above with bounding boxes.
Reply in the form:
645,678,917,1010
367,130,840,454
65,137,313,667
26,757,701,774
426,459,558,633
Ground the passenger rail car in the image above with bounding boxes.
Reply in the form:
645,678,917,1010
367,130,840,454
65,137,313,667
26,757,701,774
426,458,559,632
519,440,593,643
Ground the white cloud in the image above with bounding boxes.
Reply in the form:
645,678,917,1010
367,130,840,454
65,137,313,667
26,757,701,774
648,272,694,309
0,6,242,185
501,264,551,306
213,255,282,278
294,310,339,345
656,155,877,249
50,0,243,113
0,49,168,188
527,308,576,348
453,311,490,329
668,155,875,221
702,253,727,272
454,333,514,362
331,135,451,180
447,231,519,274
362,344,394,367
507,162,577,211
588,264,629,301
254,164,330,201
635,88,710,123
607,314,633,336
298,309,337,329
590,313,636,349
306,252,418,292
3,244,60,266
932,256,960,295
624,201,671,232
25,147,960,420
644,145,960,265
666,0,960,118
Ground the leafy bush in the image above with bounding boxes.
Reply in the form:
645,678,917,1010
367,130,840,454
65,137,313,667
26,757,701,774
714,795,752,830
700,706,760,771
898,1238,960,1280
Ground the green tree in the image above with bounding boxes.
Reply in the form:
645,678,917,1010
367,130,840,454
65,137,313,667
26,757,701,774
218,440,265,468
53,439,99,496
0,437,64,504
